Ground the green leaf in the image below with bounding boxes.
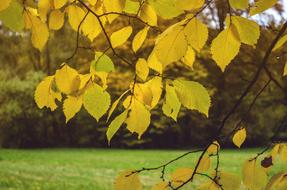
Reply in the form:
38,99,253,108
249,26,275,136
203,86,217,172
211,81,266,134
173,80,210,117
90,52,115,73
162,83,181,121
83,84,111,121
0,0,24,32
106,110,128,144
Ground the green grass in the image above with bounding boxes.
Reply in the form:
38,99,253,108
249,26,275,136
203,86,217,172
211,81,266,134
0,149,286,190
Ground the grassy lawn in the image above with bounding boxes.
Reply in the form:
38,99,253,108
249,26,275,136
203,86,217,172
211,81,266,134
0,148,286,190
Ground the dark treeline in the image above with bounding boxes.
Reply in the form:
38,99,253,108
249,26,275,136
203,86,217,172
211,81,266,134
0,4,286,149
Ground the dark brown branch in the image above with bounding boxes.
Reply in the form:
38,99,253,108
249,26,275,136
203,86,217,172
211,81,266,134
264,65,286,94
127,149,203,178
223,79,271,141
216,20,287,136
77,0,134,67
66,10,90,61
175,20,287,190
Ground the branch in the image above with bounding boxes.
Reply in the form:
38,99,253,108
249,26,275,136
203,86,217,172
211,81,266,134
66,10,90,61
223,79,271,141
216,20,287,136
264,65,286,94
77,0,134,67
127,149,203,179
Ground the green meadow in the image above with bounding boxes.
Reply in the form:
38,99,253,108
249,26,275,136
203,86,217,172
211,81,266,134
0,149,286,190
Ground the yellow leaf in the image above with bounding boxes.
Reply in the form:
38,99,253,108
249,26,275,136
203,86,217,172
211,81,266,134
147,50,163,74
217,171,241,190
79,74,92,89
284,62,287,76
162,83,181,121
149,0,183,19
49,10,65,30
232,16,260,47
0,0,24,32
106,110,128,144
115,170,142,190
53,0,67,9
232,128,247,148
124,0,140,14
82,11,103,41
201,171,241,190
125,99,151,138
184,17,208,52
132,27,149,53
197,154,211,173
173,80,211,117
250,0,277,16
183,46,195,69
271,144,280,160
122,95,132,109
176,0,205,11
111,26,133,48
133,83,153,107
280,144,287,163
107,90,130,122
273,34,287,51
63,96,83,123
242,159,268,190
229,0,249,9
34,76,62,111
265,172,287,190
139,3,157,26
154,22,187,67
277,176,287,190
38,0,51,22
207,141,220,155
88,0,98,6
83,84,111,121
0,0,11,12
146,77,162,108
30,15,49,51
103,0,125,23
68,5,86,31
198,181,218,190
151,181,169,190
211,24,241,71
136,58,149,81
171,168,193,188
55,64,81,95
